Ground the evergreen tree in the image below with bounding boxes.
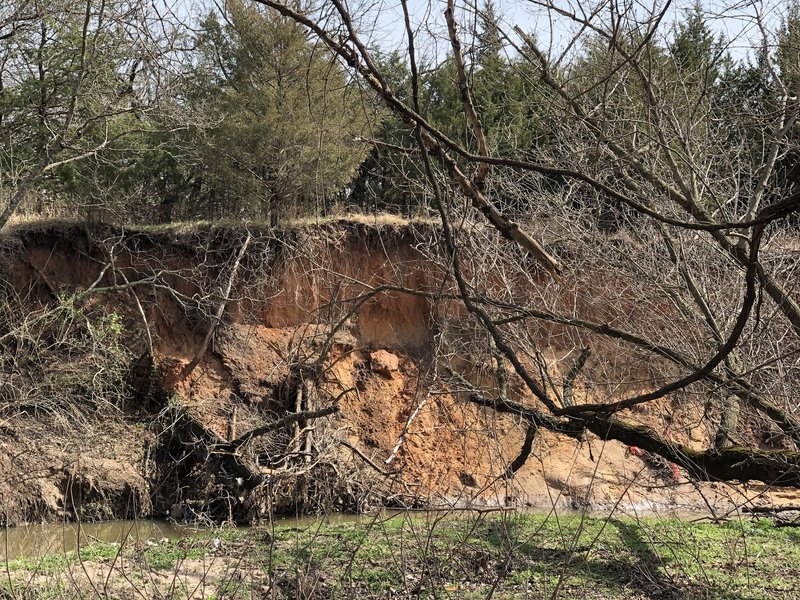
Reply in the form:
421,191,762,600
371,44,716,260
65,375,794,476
0,0,158,223
669,1,722,86
184,0,369,223
773,1,800,200
777,1,800,94
348,49,425,215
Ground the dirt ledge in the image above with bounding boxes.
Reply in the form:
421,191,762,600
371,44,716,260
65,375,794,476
0,220,797,525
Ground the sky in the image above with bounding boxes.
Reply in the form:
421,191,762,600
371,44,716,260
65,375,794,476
173,0,789,64
359,0,786,63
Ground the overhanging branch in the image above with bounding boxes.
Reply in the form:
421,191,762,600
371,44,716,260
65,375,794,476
466,392,800,487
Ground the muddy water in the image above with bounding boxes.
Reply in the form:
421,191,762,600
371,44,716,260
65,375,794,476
0,520,209,562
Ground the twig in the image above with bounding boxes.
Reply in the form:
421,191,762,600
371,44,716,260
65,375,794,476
173,232,251,384
339,440,400,476
224,404,340,451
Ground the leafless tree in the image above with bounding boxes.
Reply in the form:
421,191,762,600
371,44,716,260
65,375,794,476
246,0,800,487
0,0,187,227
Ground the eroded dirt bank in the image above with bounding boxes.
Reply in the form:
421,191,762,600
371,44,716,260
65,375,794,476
0,220,795,526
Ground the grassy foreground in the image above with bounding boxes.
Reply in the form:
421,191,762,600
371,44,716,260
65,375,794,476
2,512,799,599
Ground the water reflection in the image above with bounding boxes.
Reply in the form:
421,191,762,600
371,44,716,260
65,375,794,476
1,520,205,562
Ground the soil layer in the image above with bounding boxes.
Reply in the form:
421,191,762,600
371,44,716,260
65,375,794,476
0,221,796,525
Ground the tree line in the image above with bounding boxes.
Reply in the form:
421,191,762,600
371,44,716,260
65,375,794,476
1,1,798,228
0,0,368,226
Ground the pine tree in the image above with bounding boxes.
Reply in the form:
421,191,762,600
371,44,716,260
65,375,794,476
187,0,369,223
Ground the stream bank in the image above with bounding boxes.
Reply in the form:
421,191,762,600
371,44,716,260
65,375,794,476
1,221,797,527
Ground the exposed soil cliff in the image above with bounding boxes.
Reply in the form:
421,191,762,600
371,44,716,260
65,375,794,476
0,220,795,526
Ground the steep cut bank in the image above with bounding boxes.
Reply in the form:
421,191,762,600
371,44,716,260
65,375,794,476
0,220,795,525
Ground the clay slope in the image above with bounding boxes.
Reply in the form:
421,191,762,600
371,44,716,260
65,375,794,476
0,220,793,525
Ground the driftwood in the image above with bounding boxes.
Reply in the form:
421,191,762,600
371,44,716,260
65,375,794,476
167,402,338,487
467,392,800,487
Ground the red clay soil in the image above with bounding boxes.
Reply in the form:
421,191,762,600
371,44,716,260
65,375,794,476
0,221,796,525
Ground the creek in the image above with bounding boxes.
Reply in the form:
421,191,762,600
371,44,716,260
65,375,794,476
1,520,208,562
0,514,375,562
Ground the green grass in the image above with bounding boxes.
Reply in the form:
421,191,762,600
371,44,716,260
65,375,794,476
4,541,123,574
3,513,799,598
142,540,208,571
254,513,800,599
